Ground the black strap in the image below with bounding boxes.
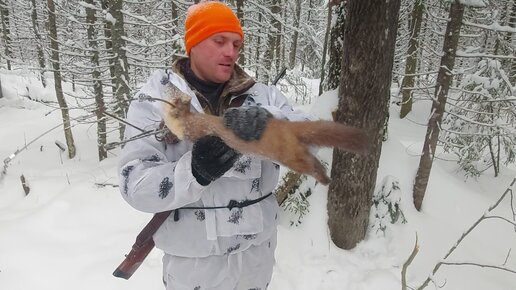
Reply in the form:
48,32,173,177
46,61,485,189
173,192,273,221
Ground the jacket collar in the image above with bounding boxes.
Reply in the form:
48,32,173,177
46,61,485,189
171,58,256,115
172,58,255,96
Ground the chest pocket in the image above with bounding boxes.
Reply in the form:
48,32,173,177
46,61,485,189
228,92,270,109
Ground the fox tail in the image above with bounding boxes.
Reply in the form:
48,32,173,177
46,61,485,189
294,120,370,154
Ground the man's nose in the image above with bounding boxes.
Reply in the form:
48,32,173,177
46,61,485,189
222,43,238,59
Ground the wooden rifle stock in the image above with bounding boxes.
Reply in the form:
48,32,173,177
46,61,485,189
113,210,172,279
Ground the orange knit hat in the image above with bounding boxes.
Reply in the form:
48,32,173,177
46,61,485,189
184,1,243,54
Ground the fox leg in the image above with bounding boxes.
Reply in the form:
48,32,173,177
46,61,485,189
283,146,331,185
307,154,331,185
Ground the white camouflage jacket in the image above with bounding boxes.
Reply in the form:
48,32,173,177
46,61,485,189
118,60,312,258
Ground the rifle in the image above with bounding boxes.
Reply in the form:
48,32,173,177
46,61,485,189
272,66,287,86
113,210,172,279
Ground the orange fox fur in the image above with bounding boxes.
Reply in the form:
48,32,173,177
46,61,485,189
162,82,370,185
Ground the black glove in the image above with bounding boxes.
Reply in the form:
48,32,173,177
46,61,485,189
223,106,273,141
191,135,241,186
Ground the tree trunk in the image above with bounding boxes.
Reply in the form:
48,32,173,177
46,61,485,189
487,104,500,178
101,0,116,86
108,0,130,139
318,3,333,96
263,1,278,84
399,0,424,118
236,0,245,66
30,0,47,88
167,0,182,64
0,0,12,70
307,0,313,22
171,0,178,27
324,0,346,93
300,0,316,73
328,0,401,249
0,72,3,99
507,0,516,83
413,1,465,211
255,12,262,81
289,0,302,69
46,0,76,159
30,0,46,88
272,0,282,74
85,0,107,161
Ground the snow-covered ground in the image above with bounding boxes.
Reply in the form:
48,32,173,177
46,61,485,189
1,69,515,290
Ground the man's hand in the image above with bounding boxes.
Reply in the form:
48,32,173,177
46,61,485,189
223,106,273,141
191,135,241,186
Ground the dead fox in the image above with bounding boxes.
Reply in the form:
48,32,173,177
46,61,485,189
161,82,370,185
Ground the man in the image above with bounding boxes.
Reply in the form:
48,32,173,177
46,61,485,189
118,1,311,289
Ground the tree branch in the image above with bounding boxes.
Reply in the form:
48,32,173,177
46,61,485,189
402,234,419,290
416,178,516,289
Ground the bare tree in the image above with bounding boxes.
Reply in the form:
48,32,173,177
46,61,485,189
323,0,346,93
0,0,12,70
171,0,179,27
29,0,46,87
413,0,465,211
101,0,116,85
46,0,76,159
318,2,333,96
399,0,424,118
506,0,516,83
107,0,130,138
289,0,302,69
85,0,107,161
235,0,245,66
0,72,3,99
262,0,281,83
274,0,282,72
327,0,401,249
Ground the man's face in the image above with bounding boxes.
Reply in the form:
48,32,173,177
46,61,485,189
189,32,242,83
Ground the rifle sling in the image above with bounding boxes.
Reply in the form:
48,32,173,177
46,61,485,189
173,192,273,221
135,192,274,245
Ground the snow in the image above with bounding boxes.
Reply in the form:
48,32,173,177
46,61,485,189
458,0,487,8
1,69,516,289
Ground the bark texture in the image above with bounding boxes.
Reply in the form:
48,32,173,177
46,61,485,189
328,0,400,249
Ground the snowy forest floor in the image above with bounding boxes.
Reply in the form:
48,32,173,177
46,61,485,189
1,69,515,290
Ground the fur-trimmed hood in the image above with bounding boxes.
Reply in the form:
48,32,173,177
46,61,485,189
171,58,256,115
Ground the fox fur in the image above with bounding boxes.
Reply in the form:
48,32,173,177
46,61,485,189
161,82,370,185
